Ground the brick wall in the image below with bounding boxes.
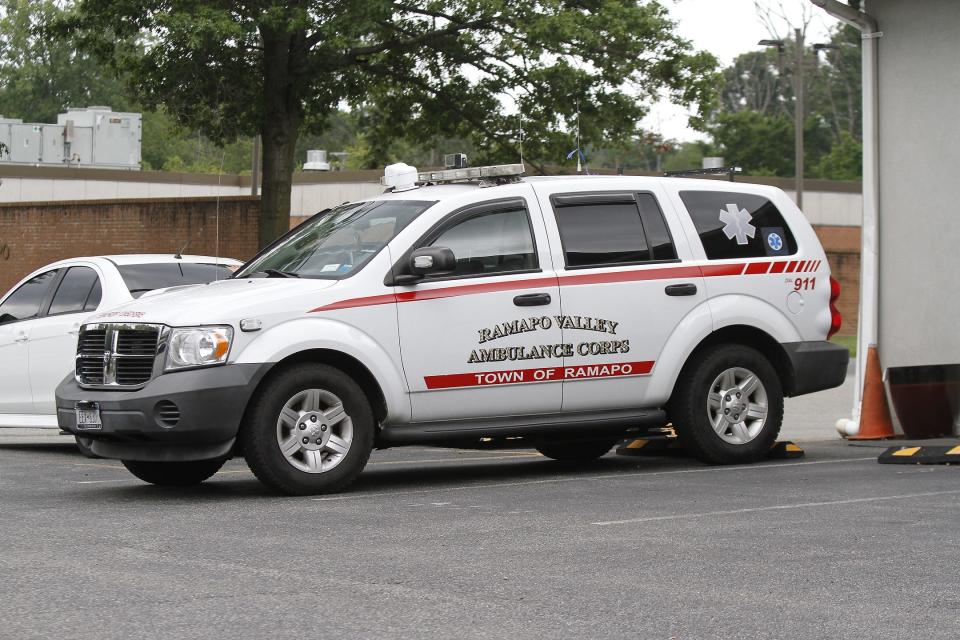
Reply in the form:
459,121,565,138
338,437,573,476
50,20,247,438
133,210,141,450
814,225,860,336
0,196,260,294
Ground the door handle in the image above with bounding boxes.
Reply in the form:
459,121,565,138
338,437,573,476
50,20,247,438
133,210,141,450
664,283,697,297
13,333,28,343
513,293,552,307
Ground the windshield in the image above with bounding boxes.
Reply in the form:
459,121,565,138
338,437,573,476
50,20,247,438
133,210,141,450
118,263,237,298
235,200,433,279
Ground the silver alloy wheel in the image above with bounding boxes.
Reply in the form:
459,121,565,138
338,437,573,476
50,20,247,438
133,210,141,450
706,367,768,445
276,388,353,473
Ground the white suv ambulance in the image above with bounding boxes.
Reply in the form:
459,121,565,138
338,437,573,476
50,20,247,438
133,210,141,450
56,163,848,495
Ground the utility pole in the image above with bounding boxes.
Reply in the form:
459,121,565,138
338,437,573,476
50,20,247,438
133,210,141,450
794,27,804,210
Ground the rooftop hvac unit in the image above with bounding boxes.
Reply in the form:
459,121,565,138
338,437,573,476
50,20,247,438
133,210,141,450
304,150,331,171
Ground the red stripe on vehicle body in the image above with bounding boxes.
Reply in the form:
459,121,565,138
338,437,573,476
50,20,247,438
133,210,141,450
310,259,806,313
424,360,656,390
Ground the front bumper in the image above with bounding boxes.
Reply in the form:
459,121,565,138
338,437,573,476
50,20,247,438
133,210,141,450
782,341,850,396
56,363,271,462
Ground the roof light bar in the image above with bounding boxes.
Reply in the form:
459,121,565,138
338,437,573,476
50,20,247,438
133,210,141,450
418,163,525,184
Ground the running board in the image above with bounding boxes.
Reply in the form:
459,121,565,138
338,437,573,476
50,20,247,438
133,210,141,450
379,408,667,447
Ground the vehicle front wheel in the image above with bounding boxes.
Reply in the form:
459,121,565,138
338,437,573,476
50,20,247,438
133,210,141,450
534,438,618,462
122,458,226,486
241,363,374,496
670,344,783,465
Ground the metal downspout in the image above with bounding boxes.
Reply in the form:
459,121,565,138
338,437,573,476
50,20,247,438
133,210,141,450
808,0,881,437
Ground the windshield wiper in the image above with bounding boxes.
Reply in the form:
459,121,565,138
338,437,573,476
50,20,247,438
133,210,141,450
263,269,300,278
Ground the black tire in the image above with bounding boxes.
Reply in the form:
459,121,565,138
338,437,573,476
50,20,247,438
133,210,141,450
534,438,618,462
74,435,101,459
241,363,374,496
670,344,783,465
122,458,226,486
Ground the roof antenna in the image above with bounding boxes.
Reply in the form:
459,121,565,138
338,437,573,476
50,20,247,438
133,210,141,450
518,111,524,168
576,100,582,174
174,240,189,260
214,147,225,280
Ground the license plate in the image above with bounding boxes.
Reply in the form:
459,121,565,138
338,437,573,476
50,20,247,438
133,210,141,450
75,402,102,431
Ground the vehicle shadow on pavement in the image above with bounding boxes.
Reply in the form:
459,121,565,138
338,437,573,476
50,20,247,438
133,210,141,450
58,453,712,503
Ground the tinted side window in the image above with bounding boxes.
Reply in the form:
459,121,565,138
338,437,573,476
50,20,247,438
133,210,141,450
637,194,678,261
49,267,100,315
553,193,677,268
428,206,537,278
118,263,235,298
679,191,798,260
84,279,102,311
0,270,58,325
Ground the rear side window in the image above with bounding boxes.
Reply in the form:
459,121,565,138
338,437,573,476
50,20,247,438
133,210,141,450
118,263,235,298
679,191,797,260
0,270,58,325
551,192,677,268
49,267,101,315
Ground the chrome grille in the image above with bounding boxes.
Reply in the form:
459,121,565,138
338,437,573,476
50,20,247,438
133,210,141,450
76,324,164,388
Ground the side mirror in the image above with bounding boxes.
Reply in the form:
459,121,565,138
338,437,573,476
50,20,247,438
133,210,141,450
410,246,456,276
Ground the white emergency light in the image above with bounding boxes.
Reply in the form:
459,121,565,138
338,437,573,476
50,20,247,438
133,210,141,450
380,163,419,192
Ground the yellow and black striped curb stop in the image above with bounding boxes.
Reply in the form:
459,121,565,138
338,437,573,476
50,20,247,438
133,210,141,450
615,438,804,459
878,445,960,465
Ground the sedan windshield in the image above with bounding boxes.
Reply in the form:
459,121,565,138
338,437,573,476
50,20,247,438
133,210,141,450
235,200,433,279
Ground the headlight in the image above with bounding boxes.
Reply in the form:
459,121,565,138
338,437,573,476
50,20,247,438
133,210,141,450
165,326,233,371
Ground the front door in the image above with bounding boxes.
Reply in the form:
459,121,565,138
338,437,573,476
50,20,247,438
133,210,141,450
29,266,103,414
396,194,564,422
0,270,59,415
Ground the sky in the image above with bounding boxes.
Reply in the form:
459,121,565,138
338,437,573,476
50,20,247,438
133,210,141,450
642,0,842,142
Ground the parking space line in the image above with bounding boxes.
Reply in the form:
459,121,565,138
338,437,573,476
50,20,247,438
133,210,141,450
73,462,125,471
312,456,876,502
591,489,960,526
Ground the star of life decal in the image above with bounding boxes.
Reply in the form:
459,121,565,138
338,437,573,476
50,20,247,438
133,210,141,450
719,203,756,245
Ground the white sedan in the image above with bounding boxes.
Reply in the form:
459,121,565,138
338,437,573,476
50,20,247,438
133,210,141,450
0,255,242,445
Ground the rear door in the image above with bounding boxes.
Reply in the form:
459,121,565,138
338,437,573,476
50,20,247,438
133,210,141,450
535,184,707,412
0,270,60,415
28,265,103,414
395,188,564,422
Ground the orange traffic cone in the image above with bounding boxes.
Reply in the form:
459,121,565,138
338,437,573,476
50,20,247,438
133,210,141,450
847,345,897,440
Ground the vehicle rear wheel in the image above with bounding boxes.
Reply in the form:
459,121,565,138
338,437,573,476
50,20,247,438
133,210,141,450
670,344,783,465
241,363,374,496
534,438,618,461
122,458,226,486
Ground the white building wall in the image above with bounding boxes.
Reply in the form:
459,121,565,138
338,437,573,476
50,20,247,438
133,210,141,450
872,0,960,369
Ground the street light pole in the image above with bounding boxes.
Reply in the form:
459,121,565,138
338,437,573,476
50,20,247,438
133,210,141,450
794,27,804,210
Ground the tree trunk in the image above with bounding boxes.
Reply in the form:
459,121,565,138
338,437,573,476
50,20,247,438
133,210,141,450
258,27,305,248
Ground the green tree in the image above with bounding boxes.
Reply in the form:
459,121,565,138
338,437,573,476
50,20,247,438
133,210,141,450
55,1,718,247
0,0,131,122
811,131,861,180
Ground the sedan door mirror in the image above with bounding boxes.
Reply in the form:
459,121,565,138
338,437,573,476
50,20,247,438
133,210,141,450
409,247,457,277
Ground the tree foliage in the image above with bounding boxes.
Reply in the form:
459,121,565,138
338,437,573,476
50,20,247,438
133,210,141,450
0,0,132,122
54,0,719,246
706,23,862,179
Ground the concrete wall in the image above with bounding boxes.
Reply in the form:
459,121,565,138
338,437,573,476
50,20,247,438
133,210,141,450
872,0,960,368
0,165,861,226
0,166,385,219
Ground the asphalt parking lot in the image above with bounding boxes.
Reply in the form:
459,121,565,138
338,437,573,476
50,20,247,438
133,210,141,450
2,417,959,639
